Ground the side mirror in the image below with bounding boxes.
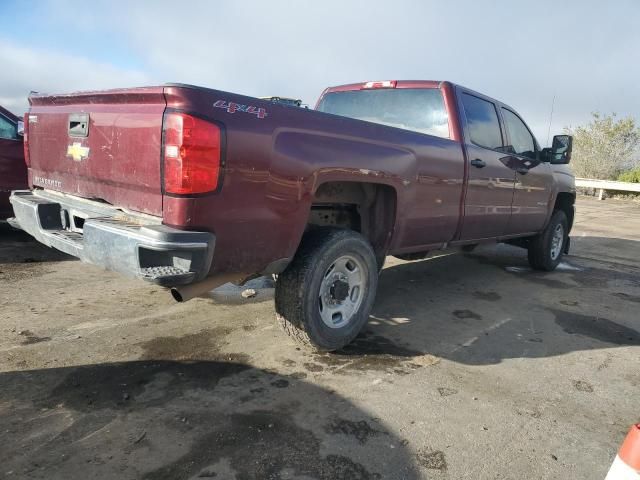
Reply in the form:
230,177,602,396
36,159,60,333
17,120,24,136
550,134,572,164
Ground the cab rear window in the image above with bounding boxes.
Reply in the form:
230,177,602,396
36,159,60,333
317,88,450,139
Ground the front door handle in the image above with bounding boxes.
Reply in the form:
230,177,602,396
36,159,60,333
470,158,486,168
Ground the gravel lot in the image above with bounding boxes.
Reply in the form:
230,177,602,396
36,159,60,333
0,196,638,479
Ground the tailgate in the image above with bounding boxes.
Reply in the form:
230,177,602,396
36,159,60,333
27,87,166,216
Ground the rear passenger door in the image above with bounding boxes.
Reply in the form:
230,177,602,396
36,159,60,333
458,91,515,240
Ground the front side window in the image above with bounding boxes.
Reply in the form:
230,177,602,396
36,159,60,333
0,115,17,140
461,93,503,150
317,88,450,138
502,108,536,159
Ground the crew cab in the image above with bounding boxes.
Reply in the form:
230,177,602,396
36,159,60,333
10,80,575,350
0,105,27,220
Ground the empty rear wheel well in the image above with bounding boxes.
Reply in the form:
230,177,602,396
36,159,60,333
306,182,397,260
554,192,575,231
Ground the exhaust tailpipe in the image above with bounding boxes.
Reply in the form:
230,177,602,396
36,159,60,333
171,273,249,303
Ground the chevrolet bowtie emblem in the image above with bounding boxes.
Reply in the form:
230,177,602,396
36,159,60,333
67,142,90,162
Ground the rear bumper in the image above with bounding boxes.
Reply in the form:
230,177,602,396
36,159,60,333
9,190,215,286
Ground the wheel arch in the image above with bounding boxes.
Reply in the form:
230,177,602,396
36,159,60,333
304,180,398,262
553,191,576,232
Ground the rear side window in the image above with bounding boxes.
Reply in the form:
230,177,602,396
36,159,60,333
316,88,450,138
461,93,503,150
0,115,17,140
501,108,536,159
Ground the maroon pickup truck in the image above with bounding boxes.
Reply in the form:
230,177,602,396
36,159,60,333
10,80,575,350
0,105,27,219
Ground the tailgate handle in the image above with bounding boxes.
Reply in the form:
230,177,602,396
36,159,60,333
68,113,89,137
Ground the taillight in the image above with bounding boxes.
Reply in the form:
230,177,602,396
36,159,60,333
23,113,30,167
362,80,397,89
162,112,222,195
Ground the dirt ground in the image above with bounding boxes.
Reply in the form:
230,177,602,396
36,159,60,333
0,196,638,479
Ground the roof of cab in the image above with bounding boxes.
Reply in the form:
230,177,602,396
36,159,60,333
320,80,518,118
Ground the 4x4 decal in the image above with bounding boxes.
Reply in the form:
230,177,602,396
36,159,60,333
213,100,268,119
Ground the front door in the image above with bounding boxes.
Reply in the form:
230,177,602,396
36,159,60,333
499,108,554,234
458,91,516,240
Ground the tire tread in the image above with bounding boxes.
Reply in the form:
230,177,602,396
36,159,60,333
275,228,376,350
528,210,568,271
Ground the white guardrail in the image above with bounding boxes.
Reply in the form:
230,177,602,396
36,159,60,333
575,178,640,200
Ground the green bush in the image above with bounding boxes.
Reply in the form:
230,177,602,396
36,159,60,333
567,113,640,179
618,167,640,183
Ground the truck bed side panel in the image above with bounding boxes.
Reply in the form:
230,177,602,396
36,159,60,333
162,85,465,274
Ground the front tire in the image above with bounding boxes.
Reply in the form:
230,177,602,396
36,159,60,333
275,228,378,351
527,210,568,271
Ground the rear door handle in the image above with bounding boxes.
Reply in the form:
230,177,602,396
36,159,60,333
470,159,486,168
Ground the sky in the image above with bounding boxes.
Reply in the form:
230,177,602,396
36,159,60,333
0,0,638,146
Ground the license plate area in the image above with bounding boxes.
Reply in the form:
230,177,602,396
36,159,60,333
60,208,88,234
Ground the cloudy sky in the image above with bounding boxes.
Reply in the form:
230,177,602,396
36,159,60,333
1,0,638,145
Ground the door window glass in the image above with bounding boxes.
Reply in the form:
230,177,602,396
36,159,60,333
0,115,17,140
461,93,503,150
502,108,536,159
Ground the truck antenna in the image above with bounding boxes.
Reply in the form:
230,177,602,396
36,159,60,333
546,94,556,147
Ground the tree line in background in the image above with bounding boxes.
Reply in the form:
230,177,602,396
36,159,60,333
565,112,640,182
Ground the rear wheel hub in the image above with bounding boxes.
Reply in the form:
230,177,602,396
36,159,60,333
318,255,367,329
330,279,350,302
